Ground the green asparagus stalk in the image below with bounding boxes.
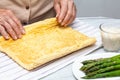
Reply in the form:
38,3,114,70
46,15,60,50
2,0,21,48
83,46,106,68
80,54,120,71
86,64,120,77
82,58,103,65
80,58,111,71
83,70,120,79
82,60,96,65
86,60,120,73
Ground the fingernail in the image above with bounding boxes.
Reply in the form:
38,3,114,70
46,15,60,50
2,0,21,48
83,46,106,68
59,20,62,23
14,36,17,40
22,30,26,34
6,36,10,40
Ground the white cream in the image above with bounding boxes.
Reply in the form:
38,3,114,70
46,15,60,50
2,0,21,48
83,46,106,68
101,24,120,52
102,26,120,33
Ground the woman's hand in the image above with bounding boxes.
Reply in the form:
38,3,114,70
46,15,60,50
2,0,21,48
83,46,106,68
54,0,76,26
0,9,25,40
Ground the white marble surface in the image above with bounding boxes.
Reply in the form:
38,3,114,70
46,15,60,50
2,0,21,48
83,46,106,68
41,17,120,80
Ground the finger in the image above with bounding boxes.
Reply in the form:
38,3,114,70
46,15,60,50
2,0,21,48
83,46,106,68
3,21,17,40
58,0,68,23
54,2,61,19
61,0,73,26
0,25,9,40
66,4,76,26
5,16,22,39
7,10,25,34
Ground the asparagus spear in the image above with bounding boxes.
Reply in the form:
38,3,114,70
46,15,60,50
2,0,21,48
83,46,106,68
82,58,103,65
86,60,120,73
83,70,120,79
80,58,110,71
86,64,120,76
80,55,120,71
82,60,96,65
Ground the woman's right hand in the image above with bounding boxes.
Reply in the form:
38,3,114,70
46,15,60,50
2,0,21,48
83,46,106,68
0,9,25,40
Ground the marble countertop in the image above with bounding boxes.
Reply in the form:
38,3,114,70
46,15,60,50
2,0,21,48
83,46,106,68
41,17,120,80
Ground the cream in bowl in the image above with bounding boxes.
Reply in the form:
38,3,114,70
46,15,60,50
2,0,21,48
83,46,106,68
100,22,120,52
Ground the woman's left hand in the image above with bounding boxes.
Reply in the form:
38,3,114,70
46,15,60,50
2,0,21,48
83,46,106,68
54,0,77,26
